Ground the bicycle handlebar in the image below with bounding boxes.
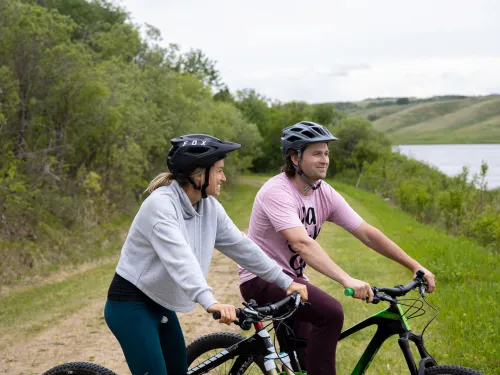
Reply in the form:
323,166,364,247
344,270,426,303
212,292,300,320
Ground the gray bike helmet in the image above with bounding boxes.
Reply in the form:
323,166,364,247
167,134,241,198
280,121,337,192
281,121,337,157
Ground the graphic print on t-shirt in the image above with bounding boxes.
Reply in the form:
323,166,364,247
287,206,321,277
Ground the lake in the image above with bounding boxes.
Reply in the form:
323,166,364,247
394,144,500,189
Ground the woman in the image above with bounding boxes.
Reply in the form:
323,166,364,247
104,134,308,375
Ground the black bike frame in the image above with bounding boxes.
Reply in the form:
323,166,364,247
282,302,437,375
187,303,437,375
187,323,274,375
330,303,435,375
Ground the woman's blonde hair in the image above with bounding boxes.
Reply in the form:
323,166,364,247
145,168,206,194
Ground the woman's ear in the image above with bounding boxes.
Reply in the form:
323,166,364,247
195,171,204,185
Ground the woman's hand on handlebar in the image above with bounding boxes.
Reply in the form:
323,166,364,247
343,277,374,303
207,303,237,325
285,281,308,301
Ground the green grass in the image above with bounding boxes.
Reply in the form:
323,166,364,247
231,176,499,374
1,176,498,373
314,180,499,374
0,261,117,350
373,99,478,133
0,211,131,286
389,97,500,144
346,104,409,121
218,179,262,229
338,95,500,144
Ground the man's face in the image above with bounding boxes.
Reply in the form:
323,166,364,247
293,142,329,180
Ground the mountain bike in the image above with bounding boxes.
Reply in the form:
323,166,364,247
43,271,484,375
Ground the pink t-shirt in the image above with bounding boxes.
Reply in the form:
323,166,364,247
238,173,363,283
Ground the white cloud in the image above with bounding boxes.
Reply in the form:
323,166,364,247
119,0,500,102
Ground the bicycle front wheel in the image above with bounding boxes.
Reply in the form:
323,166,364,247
187,332,266,375
43,362,118,375
425,365,484,375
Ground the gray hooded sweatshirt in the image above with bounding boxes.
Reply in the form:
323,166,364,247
115,180,293,312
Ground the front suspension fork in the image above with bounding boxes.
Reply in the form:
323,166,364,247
398,333,437,375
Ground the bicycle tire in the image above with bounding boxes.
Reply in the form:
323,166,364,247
187,332,266,375
425,364,485,375
43,362,118,375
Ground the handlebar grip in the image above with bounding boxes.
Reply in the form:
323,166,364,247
344,288,354,296
212,309,241,320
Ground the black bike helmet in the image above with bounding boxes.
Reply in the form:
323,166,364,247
167,134,241,198
281,121,337,157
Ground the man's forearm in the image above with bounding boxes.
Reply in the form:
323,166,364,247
294,239,351,285
365,229,420,271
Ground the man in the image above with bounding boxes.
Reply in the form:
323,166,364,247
238,121,435,375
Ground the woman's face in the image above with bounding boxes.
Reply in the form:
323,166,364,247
206,159,226,197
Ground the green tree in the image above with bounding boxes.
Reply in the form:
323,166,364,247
175,48,223,89
213,85,234,103
311,103,339,126
330,117,391,186
35,0,128,43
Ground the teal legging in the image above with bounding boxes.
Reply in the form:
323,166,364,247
104,299,187,375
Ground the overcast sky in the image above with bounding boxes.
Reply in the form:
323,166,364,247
118,0,500,103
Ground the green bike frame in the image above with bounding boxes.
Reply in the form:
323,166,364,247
338,302,437,375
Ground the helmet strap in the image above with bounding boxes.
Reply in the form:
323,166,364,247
200,167,211,199
187,176,202,192
187,167,211,199
188,167,212,199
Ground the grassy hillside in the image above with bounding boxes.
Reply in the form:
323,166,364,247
337,95,500,144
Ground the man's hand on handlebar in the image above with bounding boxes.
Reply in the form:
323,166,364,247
342,277,374,303
285,281,308,301
412,266,435,292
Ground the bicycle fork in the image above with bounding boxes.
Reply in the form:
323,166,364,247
398,332,437,375
256,327,296,375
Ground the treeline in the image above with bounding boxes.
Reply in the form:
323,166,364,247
0,0,266,280
0,0,351,281
333,94,474,111
0,0,498,283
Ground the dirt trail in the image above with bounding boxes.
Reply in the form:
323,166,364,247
1,250,245,375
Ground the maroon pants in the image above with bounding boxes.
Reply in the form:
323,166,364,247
240,276,343,375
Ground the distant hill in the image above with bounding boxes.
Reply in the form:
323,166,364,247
332,95,500,144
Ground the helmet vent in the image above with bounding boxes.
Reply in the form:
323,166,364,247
301,130,314,138
186,146,210,155
314,127,325,135
287,135,301,142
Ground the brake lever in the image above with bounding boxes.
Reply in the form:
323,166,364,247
239,319,253,330
419,285,427,297
378,293,397,304
242,307,260,317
